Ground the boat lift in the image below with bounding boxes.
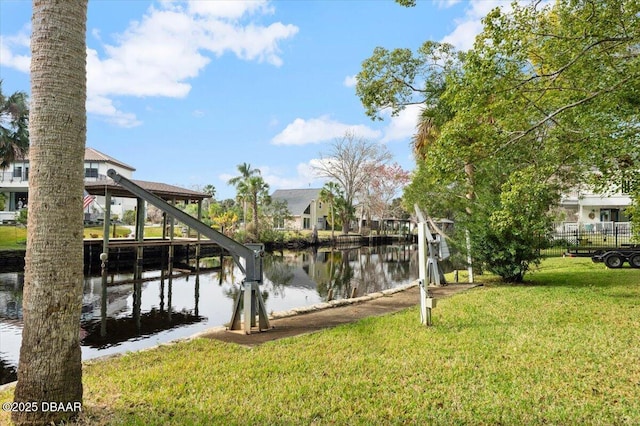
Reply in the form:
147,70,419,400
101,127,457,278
414,205,450,325
107,169,270,334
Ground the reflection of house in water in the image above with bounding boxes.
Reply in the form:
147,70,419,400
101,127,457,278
0,273,24,320
0,272,135,323
80,269,205,349
80,283,132,323
265,245,417,301
0,269,205,350
268,250,330,290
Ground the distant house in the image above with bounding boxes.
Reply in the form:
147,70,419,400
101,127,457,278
556,178,633,233
0,147,137,223
270,188,330,231
0,147,208,225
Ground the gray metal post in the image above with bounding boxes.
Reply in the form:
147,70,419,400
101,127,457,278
106,169,270,333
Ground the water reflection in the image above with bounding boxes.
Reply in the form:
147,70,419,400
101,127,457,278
0,244,418,384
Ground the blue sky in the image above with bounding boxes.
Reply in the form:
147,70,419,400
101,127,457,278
0,0,502,200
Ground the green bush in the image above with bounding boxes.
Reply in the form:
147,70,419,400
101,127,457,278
17,209,27,225
122,210,136,225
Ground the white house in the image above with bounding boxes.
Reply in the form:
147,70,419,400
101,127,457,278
270,188,330,231
0,147,136,223
556,180,633,233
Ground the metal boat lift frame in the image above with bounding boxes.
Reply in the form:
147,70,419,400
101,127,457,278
107,169,270,334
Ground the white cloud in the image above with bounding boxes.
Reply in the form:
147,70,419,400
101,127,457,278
86,95,141,128
261,162,327,191
380,104,422,143
343,75,357,88
272,115,381,146
219,161,326,194
436,0,462,7
441,0,510,51
441,19,484,51
0,28,31,73
187,0,273,19
1,1,298,127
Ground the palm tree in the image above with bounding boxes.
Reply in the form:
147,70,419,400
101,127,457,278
228,163,261,231
0,80,30,168
228,163,270,240
411,110,439,161
239,175,270,240
13,1,88,425
319,182,342,240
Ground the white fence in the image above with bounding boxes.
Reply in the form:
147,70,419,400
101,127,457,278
0,211,18,224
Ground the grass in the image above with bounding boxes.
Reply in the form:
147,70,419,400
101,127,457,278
0,225,173,248
1,258,640,425
0,225,405,251
0,225,27,250
83,226,135,239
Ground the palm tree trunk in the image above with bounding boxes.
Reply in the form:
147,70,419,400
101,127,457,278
330,203,335,240
13,1,87,424
252,193,259,239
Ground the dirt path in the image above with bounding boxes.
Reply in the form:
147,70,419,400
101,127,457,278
198,283,478,347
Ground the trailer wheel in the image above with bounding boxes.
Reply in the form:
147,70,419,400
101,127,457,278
629,254,640,269
604,253,624,269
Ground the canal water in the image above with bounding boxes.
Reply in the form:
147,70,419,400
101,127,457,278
0,244,418,385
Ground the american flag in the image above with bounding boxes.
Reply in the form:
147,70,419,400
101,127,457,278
83,190,95,210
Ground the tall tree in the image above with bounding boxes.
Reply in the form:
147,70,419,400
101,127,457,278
366,163,411,234
228,162,260,232
13,1,88,425
314,132,392,234
0,81,30,168
358,0,640,281
244,175,270,240
319,181,343,239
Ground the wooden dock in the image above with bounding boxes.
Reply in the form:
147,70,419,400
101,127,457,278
83,237,225,271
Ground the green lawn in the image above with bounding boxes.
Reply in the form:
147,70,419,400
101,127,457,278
0,225,27,250
1,257,640,425
0,225,174,248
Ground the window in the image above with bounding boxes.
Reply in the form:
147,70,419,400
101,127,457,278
85,168,99,178
621,178,635,195
303,217,310,229
13,167,22,178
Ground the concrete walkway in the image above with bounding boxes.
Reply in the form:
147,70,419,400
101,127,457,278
198,282,478,347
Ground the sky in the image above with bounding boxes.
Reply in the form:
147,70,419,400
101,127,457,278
0,0,504,200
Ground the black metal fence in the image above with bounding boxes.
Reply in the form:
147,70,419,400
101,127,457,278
546,224,634,256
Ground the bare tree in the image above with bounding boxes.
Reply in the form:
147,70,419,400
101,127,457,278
314,132,392,234
366,163,411,234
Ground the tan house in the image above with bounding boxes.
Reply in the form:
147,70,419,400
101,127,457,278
270,188,331,231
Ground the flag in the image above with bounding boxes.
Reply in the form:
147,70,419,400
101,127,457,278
83,190,96,210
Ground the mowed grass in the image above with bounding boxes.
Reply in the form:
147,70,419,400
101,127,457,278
0,225,167,247
0,225,27,250
1,257,639,425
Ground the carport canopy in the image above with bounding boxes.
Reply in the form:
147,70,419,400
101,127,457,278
84,178,210,202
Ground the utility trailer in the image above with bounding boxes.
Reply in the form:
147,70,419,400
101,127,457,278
591,245,640,269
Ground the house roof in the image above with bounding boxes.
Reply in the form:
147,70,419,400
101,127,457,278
13,147,136,172
85,178,210,201
271,188,322,215
84,147,136,171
